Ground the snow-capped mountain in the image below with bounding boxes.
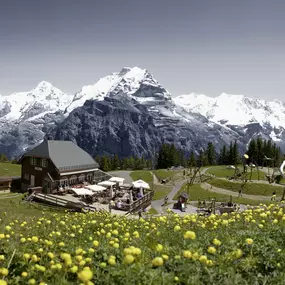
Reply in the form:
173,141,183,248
0,66,285,159
0,81,73,158
174,92,285,128
0,81,73,122
65,67,173,113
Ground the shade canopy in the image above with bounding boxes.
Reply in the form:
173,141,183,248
85,185,106,192
132,179,150,189
70,188,94,196
109,177,125,183
97,181,116,187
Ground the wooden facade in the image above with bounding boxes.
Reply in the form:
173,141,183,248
19,140,109,194
20,156,110,194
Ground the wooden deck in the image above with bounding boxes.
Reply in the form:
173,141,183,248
28,192,97,212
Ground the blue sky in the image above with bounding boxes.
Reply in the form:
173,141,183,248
0,0,285,100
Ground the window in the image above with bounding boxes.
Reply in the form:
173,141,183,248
69,175,77,185
78,174,85,182
42,159,48,167
87,174,93,182
60,177,68,186
30,157,37,165
24,173,29,180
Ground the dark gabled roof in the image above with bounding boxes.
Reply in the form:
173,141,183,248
19,140,99,172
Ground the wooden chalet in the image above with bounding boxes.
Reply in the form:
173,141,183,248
18,139,110,193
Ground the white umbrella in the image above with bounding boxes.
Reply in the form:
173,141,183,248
132,179,150,189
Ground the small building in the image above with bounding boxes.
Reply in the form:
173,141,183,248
0,177,12,192
18,139,110,193
0,176,21,192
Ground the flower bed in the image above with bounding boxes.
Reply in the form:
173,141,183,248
0,203,285,284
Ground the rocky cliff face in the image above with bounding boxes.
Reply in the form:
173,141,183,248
47,95,243,158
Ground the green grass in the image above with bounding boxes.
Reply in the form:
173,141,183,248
208,178,284,196
206,165,266,180
0,162,21,177
174,183,268,206
153,185,172,200
146,207,158,215
130,171,172,200
0,195,47,217
130,171,153,183
153,169,174,180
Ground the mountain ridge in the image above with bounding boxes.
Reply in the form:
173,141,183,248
0,66,284,159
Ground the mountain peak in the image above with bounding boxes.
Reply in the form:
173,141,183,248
118,66,147,79
33,81,54,92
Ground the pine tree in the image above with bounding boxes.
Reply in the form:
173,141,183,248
0,154,8,162
100,156,110,172
228,142,233,165
198,149,205,167
219,145,228,165
232,140,239,166
256,137,263,166
112,154,120,170
247,139,258,163
206,142,216,165
188,151,196,167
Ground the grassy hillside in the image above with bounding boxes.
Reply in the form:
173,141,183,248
206,165,266,180
0,162,21,177
129,171,153,183
208,179,283,196
173,183,267,206
153,169,174,180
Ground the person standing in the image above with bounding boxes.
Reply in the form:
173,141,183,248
271,191,276,201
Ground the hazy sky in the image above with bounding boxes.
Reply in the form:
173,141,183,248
0,0,285,100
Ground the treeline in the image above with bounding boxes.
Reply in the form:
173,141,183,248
0,154,17,164
95,155,152,172
96,138,284,171
247,137,282,167
154,138,284,170
156,142,239,169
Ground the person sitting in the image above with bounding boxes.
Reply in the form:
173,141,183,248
117,200,122,209
137,192,142,199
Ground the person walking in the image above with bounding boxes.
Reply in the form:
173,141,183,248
271,191,276,201
109,200,114,213
164,196,169,206
238,189,242,198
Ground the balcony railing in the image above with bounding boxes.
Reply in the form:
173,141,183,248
59,164,99,172
127,190,154,213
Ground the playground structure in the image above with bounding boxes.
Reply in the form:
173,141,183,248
226,153,281,184
197,195,238,216
187,166,212,185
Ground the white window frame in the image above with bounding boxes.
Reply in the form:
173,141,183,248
30,157,37,166
60,177,68,186
42,159,48,168
69,175,77,185
78,174,85,182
